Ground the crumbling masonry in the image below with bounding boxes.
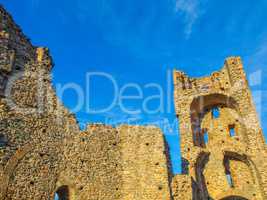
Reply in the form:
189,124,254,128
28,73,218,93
0,5,266,200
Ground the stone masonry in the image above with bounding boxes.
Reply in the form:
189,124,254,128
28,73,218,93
172,57,267,199
0,5,266,200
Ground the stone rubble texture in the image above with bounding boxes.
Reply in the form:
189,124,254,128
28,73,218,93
0,5,266,200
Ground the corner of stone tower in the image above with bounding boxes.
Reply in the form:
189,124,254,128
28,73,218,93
224,56,245,75
224,56,242,66
0,5,53,72
36,47,54,70
0,5,33,46
223,56,248,88
173,70,188,86
0,4,8,18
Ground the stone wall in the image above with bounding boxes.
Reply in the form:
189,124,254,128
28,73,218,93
0,5,80,200
173,57,267,199
58,124,122,200
119,125,172,200
57,124,172,200
0,5,267,200
0,8,173,198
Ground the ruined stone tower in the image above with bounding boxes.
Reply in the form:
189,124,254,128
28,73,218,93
172,58,267,199
0,5,267,200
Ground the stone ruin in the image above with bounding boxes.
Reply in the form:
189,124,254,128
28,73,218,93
0,5,266,200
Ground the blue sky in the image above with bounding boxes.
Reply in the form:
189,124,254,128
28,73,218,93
1,0,267,174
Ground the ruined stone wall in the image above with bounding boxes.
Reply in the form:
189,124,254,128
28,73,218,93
0,6,173,200
119,125,172,200
58,124,122,200
0,5,80,200
171,175,192,199
173,57,267,199
58,124,172,200
1,5,267,200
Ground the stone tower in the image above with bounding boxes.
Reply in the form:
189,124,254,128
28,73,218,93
172,57,267,199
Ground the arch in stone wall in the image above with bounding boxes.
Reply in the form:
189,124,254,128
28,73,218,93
54,174,77,200
1,142,63,200
223,151,265,198
190,93,244,147
194,150,265,200
0,143,32,200
214,184,255,200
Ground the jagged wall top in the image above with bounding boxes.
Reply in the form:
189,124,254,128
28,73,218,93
172,57,247,114
175,56,245,83
0,5,34,48
173,57,245,92
0,5,53,72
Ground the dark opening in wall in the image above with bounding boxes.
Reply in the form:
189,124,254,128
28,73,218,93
203,129,209,145
224,157,234,188
54,185,69,200
226,174,234,187
190,94,238,147
0,134,8,147
212,107,220,119
229,125,236,137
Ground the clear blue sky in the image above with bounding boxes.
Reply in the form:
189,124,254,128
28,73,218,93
1,0,267,174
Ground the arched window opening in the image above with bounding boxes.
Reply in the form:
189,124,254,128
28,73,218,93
223,152,258,192
54,185,69,200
